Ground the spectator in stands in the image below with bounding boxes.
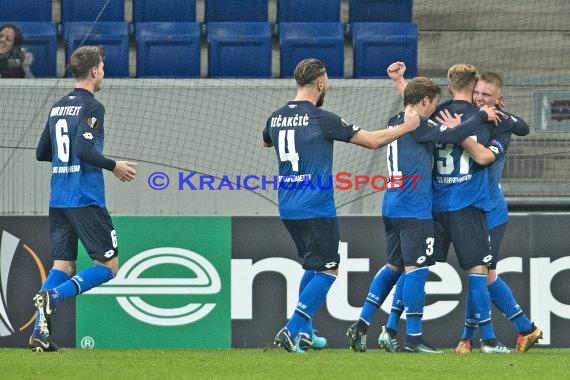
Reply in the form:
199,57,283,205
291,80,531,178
0,23,34,78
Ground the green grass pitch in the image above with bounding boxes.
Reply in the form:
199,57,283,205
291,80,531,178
0,348,566,379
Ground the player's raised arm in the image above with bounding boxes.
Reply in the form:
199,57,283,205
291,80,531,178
387,61,408,97
350,109,420,149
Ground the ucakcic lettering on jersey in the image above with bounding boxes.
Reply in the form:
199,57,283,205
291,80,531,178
269,113,310,127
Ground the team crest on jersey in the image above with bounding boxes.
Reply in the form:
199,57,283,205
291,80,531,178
86,117,98,129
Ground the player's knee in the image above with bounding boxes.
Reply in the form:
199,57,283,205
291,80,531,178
468,264,488,275
98,257,119,277
487,269,497,284
53,260,76,276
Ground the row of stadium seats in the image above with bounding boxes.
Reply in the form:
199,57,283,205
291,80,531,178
9,21,417,79
0,0,413,23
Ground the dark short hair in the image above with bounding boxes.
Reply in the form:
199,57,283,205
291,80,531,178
294,58,327,86
69,46,104,80
404,77,441,106
0,23,23,47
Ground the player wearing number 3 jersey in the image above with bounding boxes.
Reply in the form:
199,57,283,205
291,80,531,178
347,77,501,353
263,58,421,353
30,46,137,352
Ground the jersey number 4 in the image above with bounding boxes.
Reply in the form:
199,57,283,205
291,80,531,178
55,119,70,163
278,129,300,172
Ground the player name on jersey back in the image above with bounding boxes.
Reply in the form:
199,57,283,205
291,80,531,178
269,113,310,127
50,105,82,117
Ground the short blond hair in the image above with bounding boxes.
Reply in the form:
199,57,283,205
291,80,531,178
447,63,480,92
479,72,504,95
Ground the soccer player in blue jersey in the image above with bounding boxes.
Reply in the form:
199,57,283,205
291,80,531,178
264,58,421,353
346,77,501,353
449,72,542,353
378,62,520,353
30,46,137,352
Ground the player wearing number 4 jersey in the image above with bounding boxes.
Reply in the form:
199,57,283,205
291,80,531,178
347,77,501,353
31,46,137,352
263,58,421,353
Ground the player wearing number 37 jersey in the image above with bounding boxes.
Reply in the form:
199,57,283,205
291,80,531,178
30,46,136,352
346,77,501,353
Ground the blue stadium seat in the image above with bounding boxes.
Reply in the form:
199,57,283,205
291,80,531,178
61,0,124,22
133,0,196,22
352,22,417,78
277,0,340,23
13,22,57,77
349,0,413,23
279,23,344,78
64,22,129,77
205,0,268,22
136,22,201,78
207,22,272,78
0,0,52,21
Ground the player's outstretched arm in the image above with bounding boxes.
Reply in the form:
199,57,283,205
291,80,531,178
113,161,137,182
350,110,420,149
387,61,408,97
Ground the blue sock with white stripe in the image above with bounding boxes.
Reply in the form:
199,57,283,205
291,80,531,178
285,272,336,337
359,266,401,327
489,276,533,333
33,269,69,337
468,273,495,341
298,270,316,336
403,267,429,337
51,266,114,305
461,291,477,341
386,275,405,333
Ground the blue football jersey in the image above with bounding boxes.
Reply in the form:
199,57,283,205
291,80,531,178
263,100,359,219
44,88,107,208
432,100,493,212
383,110,487,219
486,111,529,229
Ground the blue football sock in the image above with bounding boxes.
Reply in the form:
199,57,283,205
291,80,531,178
285,272,336,337
359,266,402,326
33,269,69,337
386,275,405,333
403,267,428,337
461,291,477,341
468,273,495,341
299,269,315,295
52,265,114,305
489,276,533,333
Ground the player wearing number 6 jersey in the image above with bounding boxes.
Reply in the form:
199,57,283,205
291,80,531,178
263,58,420,353
31,46,137,352
347,77,501,353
